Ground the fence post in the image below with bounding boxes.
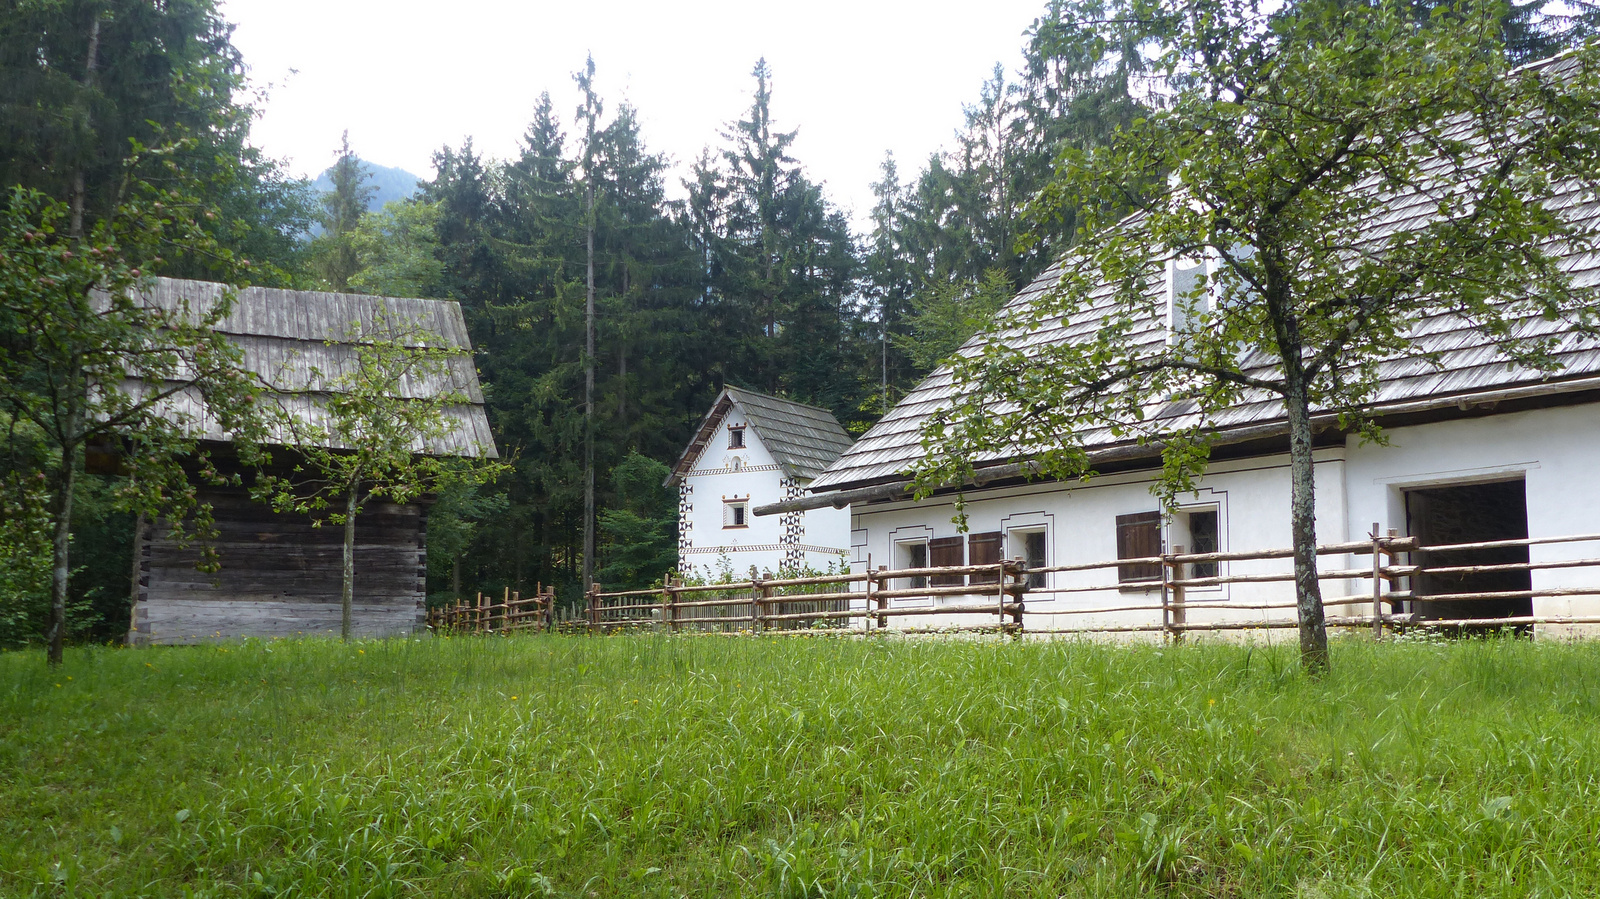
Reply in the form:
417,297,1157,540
659,577,673,634
863,560,876,634
1009,557,1027,632
875,565,889,631
996,560,1007,629
1371,522,1385,641
1170,546,1187,643
587,585,601,633
761,579,774,633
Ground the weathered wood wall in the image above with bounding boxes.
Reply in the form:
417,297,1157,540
130,485,427,644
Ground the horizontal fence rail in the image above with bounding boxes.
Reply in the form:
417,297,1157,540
578,528,1600,639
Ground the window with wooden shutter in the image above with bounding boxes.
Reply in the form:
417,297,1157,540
968,531,1002,584
929,536,964,587
1116,512,1163,584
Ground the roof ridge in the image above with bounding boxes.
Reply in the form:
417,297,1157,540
723,384,839,415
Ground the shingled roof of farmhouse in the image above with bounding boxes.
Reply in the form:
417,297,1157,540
124,277,496,457
667,386,853,486
809,53,1600,495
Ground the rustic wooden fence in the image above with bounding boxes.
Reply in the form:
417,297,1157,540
580,529,1600,639
584,563,1027,633
427,586,557,634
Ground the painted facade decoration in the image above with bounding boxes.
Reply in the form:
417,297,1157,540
667,387,853,579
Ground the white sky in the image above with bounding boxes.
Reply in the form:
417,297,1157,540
221,0,1047,228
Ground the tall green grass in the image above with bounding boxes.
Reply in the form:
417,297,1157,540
3,634,1600,897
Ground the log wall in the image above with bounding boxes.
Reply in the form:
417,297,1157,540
130,486,427,644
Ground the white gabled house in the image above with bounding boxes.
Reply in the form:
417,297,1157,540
666,387,854,580
763,58,1600,636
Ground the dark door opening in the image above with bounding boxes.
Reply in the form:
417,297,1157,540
1405,479,1531,629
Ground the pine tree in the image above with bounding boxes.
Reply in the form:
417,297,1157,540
312,132,375,291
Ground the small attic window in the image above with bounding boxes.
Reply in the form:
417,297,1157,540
1166,254,1210,343
729,426,745,449
1167,245,1256,343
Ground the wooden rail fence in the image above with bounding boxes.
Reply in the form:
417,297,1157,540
579,529,1600,638
427,586,556,634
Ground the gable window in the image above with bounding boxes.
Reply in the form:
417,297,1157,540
1011,528,1048,589
1166,254,1209,343
1116,511,1163,585
728,426,746,449
724,500,748,528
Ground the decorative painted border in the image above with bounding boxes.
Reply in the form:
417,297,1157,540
683,543,849,555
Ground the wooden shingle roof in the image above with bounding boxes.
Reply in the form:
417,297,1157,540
810,53,1600,495
122,278,497,458
667,386,853,486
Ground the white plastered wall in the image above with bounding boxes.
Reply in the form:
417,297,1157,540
1343,404,1600,635
678,397,851,579
850,448,1351,632
846,402,1600,635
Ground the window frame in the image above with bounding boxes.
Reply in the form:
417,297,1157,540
895,539,929,590
728,425,746,449
1008,526,1049,589
723,499,749,529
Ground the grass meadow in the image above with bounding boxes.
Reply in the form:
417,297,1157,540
3,633,1600,897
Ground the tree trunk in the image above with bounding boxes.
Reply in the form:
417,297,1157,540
583,183,596,595
342,488,357,642
1285,378,1329,673
68,15,102,240
46,449,78,667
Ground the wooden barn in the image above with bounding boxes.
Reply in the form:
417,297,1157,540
124,278,496,644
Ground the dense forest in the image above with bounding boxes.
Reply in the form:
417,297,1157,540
2,0,1596,642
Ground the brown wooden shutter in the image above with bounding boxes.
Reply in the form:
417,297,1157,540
929,536,965,587
1116,512,1163,583
968,531,1002,584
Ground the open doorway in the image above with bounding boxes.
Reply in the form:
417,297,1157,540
1405,478,1531,628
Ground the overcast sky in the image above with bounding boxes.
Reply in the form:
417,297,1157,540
220,0,1047,227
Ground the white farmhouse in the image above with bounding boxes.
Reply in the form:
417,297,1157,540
762,61,1600,636
667,387,853,579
